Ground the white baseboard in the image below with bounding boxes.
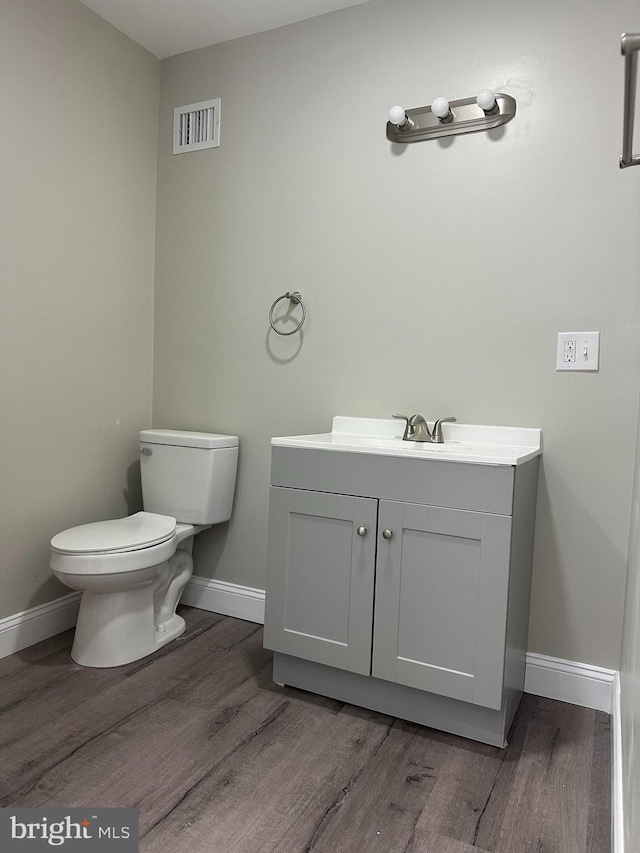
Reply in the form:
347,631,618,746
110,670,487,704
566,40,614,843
524,651,615,713
611,672,624,853
182,576,265,624
0,592,81,660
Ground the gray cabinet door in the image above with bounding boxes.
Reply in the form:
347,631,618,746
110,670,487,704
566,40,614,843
372,500,513,710
263,487,378,675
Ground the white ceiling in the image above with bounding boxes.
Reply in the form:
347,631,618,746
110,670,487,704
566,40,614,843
78,0,372,59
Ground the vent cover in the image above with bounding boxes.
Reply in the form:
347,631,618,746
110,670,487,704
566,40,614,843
173,98,221,154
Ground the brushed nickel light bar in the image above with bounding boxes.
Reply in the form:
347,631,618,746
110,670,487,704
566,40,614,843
386,89,516,144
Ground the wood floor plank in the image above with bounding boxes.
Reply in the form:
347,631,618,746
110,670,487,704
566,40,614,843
415,737,505,845
139,698,393,853
0,640,111,728
407,827,490,853
586,711,611,853
0,613,267,802
540,701,596,853
12,665,289,830
473,694,600,853
306,718,453,853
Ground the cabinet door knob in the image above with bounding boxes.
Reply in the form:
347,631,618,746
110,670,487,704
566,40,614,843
356,526,367,536
382,529,393,540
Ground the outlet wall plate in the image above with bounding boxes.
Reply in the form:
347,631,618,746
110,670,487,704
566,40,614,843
556,332,600,371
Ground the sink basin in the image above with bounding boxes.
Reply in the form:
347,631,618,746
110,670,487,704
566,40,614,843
272,417,542,466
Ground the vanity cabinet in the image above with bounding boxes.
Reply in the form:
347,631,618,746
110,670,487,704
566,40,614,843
263,437,540,747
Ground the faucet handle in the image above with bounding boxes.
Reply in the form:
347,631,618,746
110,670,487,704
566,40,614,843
392,413,413,440
431,416,457,443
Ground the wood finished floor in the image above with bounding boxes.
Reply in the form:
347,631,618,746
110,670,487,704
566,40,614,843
0,607,610,853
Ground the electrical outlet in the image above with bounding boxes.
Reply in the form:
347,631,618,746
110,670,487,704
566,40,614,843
556,332,600,371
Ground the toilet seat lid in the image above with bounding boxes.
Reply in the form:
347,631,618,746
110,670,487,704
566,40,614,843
51,512,177,555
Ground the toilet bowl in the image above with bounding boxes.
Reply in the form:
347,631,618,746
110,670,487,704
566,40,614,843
50,430,239,668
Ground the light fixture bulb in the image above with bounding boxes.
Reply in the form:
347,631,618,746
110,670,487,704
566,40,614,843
431,97,451,120
476,89,497,112
389,105,407,126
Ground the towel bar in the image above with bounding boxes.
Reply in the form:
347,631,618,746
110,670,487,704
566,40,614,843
621,32,640,168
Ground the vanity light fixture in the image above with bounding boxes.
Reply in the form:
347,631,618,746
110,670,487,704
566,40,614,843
386,89,516,144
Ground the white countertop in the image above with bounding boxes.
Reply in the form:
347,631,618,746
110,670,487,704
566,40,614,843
272,416,542,466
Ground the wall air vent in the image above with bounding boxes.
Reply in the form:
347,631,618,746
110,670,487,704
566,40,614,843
173,98,220,154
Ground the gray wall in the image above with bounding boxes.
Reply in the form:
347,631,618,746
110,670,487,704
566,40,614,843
154,0,640,671
0,0,160,618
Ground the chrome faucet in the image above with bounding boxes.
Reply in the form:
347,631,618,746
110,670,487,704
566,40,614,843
393,413,457,443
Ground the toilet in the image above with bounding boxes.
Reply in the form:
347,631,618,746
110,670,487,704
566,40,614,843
50,429,239,668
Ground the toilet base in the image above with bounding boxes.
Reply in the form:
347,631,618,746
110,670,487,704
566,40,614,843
71,588,189,668
70,550,193,668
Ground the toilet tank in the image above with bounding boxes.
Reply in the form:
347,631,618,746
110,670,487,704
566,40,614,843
139,429,239,525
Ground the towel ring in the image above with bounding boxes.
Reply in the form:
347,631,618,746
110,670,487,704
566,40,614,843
269,291,306,336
